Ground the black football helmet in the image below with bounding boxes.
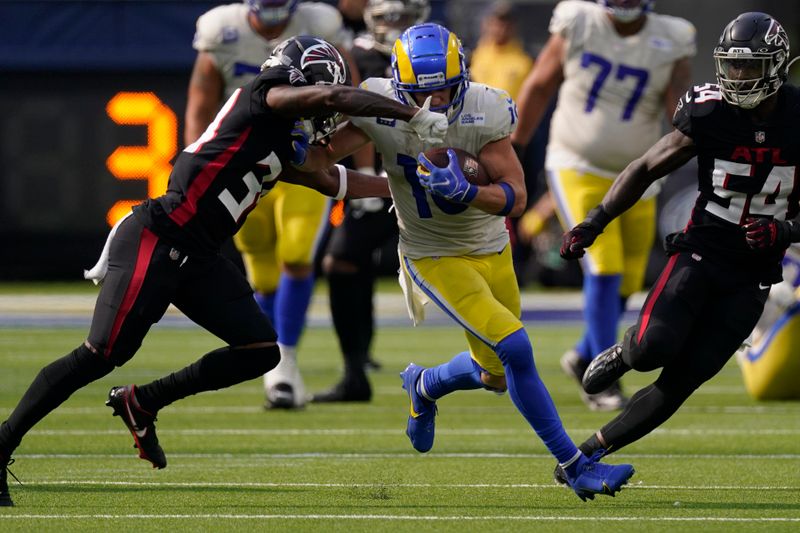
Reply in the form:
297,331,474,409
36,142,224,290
714,12,790,109
261,35,351,142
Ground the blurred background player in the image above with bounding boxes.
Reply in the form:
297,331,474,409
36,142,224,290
738,245,800,400
313,0,431,403
301,22,636,501
186,0,358,408
468,1,544,281
556,10,800,480
510,0,695,411
338,0,369,41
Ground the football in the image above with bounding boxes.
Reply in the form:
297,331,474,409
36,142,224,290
420,147,491,186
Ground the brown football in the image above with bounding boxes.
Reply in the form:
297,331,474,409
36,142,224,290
420,147,491,186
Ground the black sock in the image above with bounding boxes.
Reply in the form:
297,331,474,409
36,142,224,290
135,344,280,412
0,344,114,455
578,433,604,457
593,381,691,454
328,270,374,381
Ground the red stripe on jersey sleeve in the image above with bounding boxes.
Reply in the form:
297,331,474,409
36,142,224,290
168,126,253,227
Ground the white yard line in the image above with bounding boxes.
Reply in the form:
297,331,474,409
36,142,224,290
0,514,798,522
19,480,800,491
23,427,800,436
13,452,800,460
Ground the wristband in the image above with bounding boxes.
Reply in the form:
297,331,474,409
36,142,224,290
333,164,348,201
585,205,612,230
496,182,516,217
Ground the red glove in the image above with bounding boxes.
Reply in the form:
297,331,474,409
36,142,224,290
743,217,796,250
560,206,613,260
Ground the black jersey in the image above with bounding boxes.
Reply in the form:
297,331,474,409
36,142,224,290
669,83,800,281
133,66,302,257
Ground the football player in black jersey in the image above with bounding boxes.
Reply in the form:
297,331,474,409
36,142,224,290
551,12,800,482
312,0,431,403
0,35,448,506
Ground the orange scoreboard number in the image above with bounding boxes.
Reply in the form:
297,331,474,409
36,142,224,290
105,92,177,227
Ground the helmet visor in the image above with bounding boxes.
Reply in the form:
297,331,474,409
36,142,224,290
714,52,774,108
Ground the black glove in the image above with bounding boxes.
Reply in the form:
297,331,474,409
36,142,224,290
743,217,800,250
560,206,612,260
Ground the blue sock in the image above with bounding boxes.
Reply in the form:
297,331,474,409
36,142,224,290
420,351,483,400
584,274,622,357
274,272,315,347
254,291,276,324
495,329,578,464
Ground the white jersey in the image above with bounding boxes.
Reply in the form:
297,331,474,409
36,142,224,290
193,2,349,99
546,0,695,176
350,78,515,258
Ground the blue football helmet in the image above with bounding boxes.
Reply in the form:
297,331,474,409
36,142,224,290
246,0,299,26
597,0,653,23
391,23,469,121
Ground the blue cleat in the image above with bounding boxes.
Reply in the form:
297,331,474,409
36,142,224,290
400,363,437,453
564,450,635,501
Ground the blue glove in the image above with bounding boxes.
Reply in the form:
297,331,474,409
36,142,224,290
416,149,478,203
290,121,310,167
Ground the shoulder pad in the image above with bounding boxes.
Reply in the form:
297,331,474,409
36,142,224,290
651,14,697,58
672,82,724,135
193,4,246,51
550,0,593,38
297,3,345,44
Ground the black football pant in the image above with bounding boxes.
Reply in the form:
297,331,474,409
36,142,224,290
325,202,398,379
587,251,768,454
0,216,279,456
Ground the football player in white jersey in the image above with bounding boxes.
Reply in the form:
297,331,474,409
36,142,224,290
511,0,695,411
300,22,636,502
185,0,358,409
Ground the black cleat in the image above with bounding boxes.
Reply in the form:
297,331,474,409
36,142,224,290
312,379,372,403
562,349,627,411
582,344,630,395
583,380,629,412
553,462,569,487
0,454,17,507
106,385,167,469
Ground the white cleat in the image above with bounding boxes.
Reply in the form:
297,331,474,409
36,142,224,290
264,344,307,409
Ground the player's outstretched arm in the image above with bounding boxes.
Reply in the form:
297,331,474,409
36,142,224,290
266,85,447,143
561,129,696,260
603,129,696,218
278,164,390,200
294,121,373,173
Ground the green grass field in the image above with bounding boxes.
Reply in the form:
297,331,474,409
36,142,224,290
1,315,799,531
